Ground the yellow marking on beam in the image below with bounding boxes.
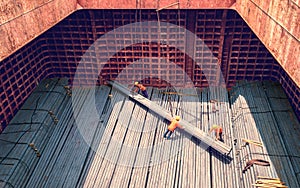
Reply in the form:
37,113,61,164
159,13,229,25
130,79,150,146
242,138,263,147
162,92,198,97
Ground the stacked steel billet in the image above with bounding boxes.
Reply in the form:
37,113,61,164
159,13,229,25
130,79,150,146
163,89,183,188
179,88,198,187
95,98,136,187
107,89,150,187
146,87,180,187
81,91,126,187
229,81,300,188
75,88,118,187
230,82,274,188
128,88,160,187
263,81,300,185
27,85,87,187
108,80,232,155
40,88,90,187
255,82,299,187
115,88,154,187
0,78,69,188
209,86,236,188
46,86,109,187
200,88,212,187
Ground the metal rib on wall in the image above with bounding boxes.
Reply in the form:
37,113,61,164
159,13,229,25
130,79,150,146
0,9,299,132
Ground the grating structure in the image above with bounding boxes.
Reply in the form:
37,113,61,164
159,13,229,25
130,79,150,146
0,9,299,131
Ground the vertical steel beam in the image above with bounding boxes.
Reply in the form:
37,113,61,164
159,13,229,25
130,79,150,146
185,10,196,84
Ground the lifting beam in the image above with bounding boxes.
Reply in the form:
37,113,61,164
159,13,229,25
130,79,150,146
107,80,232,155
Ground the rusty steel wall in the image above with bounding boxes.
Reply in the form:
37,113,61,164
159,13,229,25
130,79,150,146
77,0,235,9
42,10,280,88
0,0,77,61
1,9,299,132
236,0,300,86
0,0,298,89
1,0,297,88
0,0,235,62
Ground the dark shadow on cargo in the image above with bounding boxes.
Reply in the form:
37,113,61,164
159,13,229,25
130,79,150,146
186,131,233,163
229,80,300,187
